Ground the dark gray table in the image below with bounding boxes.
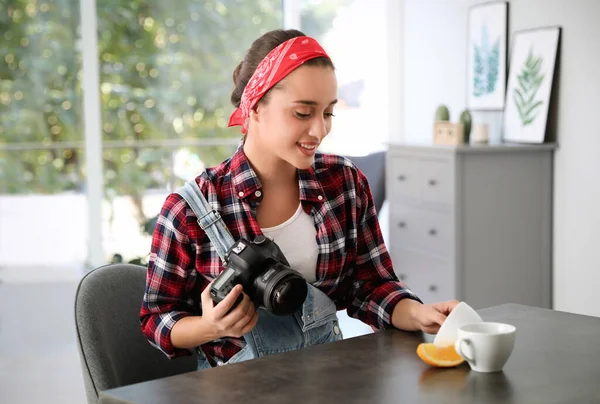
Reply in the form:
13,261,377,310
99,304,600,403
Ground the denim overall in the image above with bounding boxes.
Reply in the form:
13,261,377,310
177,181,343,370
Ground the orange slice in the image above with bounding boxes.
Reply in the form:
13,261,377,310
416,343,465,368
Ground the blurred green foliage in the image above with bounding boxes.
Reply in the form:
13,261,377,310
0,0,345,225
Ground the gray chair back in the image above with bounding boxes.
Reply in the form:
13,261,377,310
74,263,197,403
345,151,386,214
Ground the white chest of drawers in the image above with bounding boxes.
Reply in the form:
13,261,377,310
386,143,555,309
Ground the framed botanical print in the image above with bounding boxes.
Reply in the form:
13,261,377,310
503,27,561,143
466,1,509,110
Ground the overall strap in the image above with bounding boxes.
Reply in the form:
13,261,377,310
176,181,235,264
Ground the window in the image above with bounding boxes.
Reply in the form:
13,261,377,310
0,0,395,272
0,1,87,271
0,1,83,194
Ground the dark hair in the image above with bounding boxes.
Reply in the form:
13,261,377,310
230,29,334,108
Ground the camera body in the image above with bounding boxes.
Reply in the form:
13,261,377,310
210,235,308,315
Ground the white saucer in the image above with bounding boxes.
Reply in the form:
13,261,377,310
433,301,483,347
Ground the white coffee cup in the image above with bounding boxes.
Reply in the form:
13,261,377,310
454,322,516,373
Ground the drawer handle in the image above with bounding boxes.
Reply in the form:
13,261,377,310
398,221,407,228
428,228,437,236
428,179,437,186
397,174,407,181
429,285,437,292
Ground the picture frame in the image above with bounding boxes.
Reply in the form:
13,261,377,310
503,27,561,144
466,1,509,111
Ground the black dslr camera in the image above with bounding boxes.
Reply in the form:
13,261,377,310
210,235,308,315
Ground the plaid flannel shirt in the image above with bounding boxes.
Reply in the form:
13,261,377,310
140,147,421,366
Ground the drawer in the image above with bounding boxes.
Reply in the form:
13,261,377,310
389,205,453,256
388,155,419,200
418,158,453,205
388,155,454,206
390,247,455,304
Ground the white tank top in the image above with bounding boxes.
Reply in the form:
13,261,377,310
260,203,318,284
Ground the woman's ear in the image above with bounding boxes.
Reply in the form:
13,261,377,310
249,104,260,126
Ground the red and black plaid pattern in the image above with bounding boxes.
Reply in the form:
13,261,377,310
140,147,421,365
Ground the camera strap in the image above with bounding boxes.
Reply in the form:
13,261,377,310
176,181,236,265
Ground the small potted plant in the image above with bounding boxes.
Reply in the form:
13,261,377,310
433,105,472,145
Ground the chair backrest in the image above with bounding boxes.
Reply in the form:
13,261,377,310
74,263,197,403
345,151,387,214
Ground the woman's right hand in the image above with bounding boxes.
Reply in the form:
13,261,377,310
200,282,259,339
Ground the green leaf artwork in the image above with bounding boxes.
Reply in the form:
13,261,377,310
473,24,501,97
512,47,545,126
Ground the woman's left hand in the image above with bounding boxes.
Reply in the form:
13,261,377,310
412,300,460,334
392,299,459,333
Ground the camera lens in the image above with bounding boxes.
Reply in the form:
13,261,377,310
255,264,307,315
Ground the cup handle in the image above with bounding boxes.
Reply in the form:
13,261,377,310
455,338,476,365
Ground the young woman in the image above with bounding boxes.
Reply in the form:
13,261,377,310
141,29,458,368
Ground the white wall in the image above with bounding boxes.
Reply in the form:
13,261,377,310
401,0,472,142
398,0,600,317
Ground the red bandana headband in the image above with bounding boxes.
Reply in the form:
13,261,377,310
228,36,330,134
